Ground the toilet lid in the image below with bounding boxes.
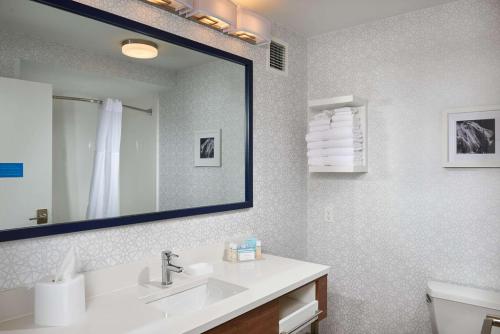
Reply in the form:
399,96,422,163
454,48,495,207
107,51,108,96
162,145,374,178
428,281,500,310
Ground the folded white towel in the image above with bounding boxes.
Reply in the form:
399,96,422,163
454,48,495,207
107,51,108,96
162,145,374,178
330,123,360,129
331,114,358,122
308,157,364,167
309,120,360,132
309,113,360,125
308,152,363,159
307,139,363,150
309,161,365,167
307,147,363,158
330,114,361,122
331,119,360,127
309,118,331,127
306,134,363,143
312,112,332,120
309,155,363,161
333,107,353,114
306,128,363,142
310,154,362,161
309,124,331,132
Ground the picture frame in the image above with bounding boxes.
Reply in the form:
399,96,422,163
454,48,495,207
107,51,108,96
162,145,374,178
442,105,500,167
194,129,221,167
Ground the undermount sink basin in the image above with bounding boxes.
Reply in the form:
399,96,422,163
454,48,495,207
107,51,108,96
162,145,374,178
145,278,247,318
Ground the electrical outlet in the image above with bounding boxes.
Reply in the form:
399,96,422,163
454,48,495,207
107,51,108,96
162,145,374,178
324,207,335,223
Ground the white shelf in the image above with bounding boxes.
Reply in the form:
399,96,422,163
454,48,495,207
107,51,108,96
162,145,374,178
307,95,368,174
308,95,366,112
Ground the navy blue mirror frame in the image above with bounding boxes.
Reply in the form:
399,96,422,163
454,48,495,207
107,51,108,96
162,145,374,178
0,0,253,242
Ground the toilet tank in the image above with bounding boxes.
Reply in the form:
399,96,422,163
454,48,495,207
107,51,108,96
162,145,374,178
427,281,500,334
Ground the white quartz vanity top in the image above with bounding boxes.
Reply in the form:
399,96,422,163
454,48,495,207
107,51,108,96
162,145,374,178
0,254,329,334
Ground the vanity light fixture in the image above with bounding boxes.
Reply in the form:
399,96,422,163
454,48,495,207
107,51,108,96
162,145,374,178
230,6,271,45
142,0,193,15
187,0,237,32
139,0,270,46
121,39,159,59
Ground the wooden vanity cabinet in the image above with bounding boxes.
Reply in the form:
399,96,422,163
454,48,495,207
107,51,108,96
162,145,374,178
204,300,279,334
316,275,327,321
204,275,328,334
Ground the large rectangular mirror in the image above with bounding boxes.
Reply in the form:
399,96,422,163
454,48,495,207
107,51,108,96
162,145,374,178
0,0,253,241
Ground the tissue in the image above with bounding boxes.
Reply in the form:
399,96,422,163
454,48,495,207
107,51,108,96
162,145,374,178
54,246,77,282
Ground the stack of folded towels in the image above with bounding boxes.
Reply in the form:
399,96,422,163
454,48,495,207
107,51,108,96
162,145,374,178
306,107,364,167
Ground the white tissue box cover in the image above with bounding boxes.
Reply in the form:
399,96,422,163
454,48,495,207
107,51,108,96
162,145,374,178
34,274,86,326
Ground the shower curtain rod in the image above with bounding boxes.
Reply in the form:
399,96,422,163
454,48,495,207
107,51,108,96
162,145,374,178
52,95,153,115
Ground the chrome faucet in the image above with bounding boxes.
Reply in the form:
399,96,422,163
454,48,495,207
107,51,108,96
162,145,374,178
161,250,183,286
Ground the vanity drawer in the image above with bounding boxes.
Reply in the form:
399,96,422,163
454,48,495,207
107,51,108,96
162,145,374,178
278,279,323,334
204,299,279,334
279,299,319,333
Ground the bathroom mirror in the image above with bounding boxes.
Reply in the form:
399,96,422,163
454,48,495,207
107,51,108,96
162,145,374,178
0,0,253,241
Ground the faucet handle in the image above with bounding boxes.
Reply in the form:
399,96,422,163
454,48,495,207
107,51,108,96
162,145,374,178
162,250,179,262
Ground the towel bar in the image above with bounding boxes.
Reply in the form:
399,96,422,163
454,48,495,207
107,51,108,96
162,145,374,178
481,315,500,334
280,310,322,334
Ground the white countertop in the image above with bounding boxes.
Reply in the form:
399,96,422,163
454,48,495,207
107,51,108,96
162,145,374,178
0,254,329,334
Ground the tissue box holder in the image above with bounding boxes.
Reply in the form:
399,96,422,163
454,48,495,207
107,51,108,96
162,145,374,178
34,274,86,326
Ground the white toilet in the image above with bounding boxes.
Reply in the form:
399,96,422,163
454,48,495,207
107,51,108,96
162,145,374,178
427,281,500,334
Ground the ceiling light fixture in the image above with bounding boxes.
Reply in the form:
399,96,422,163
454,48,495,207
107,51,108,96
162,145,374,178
187,0,237,32
230,6,271,45
121,39,159,59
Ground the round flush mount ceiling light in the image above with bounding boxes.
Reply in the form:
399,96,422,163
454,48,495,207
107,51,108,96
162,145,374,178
121,39,158,59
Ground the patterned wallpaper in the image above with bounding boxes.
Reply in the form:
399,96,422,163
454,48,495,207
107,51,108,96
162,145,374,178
307,0,500,333
159,60,246,211
0,0,308,289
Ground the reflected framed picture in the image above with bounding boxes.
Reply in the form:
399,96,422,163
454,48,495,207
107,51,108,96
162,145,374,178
443,105,500,167
194,129,221,167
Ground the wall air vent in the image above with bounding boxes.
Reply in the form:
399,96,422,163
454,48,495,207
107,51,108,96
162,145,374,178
268,39,288,74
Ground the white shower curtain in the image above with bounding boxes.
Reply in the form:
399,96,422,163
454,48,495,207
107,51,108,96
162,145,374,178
86,98,122,219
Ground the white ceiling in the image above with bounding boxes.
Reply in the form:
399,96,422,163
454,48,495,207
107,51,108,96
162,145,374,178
233,0,458,37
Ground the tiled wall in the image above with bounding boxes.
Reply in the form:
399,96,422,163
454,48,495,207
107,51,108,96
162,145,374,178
0,0,308,290
307,0,500,333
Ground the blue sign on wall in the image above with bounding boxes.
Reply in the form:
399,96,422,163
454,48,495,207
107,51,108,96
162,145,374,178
0,163,24,178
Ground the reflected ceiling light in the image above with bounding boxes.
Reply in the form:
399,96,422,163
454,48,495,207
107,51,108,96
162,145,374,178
143,0,193,14
187,0,237,32
230,6,271,45
121,39,159,59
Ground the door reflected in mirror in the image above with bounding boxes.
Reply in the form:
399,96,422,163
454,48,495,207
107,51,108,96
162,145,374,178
0,0,249,233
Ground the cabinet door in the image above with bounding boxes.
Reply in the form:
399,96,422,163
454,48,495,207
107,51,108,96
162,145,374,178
204,300,279,334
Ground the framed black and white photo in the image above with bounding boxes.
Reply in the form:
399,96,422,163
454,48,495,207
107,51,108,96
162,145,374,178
443,105,500,167
194,129,221,167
